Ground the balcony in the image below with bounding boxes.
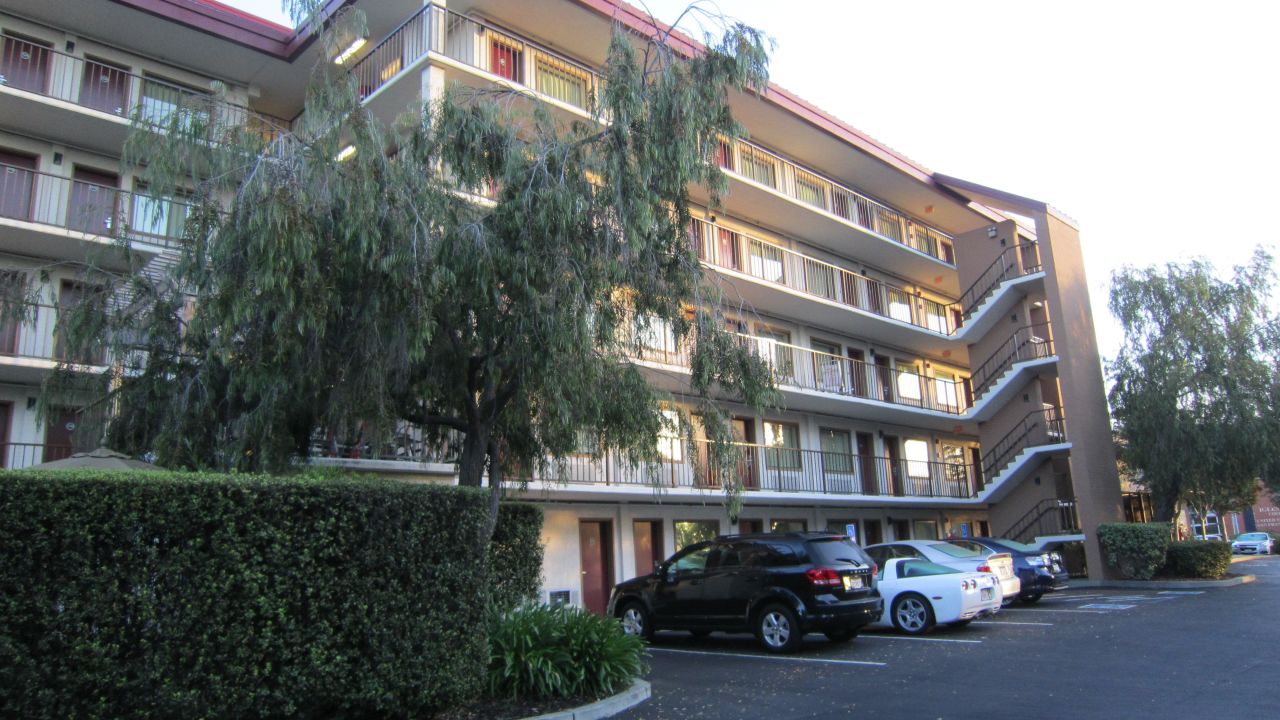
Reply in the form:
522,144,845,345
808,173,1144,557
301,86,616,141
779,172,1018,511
0,441,73,469
516,439,980,502
0,37,284,154
0,299,109,381
0,162,193,261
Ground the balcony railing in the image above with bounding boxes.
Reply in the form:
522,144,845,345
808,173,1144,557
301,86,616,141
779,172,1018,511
309,424,460,464
0,300,107,365
979,405,1066,483
351,4,602,114
0,36,285,138
713,138,955,264
516,439,977,499
631,326,970,415
0,162,195,248
692,218,956,334
958,242,1043,318
0,442,74,469
969,323,1054,401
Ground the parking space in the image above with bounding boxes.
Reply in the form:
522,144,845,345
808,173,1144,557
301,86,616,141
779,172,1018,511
620,557,1280,719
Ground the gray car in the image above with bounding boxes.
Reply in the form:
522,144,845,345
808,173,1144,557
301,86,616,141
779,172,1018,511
1231,532,1274,554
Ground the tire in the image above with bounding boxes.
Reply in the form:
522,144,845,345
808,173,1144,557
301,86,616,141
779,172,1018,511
755,603,803,653
947,619,973,628
689,629,711,639
1020,593,1044,605
824,628,859,643
891,593,935,635
618,601,653,641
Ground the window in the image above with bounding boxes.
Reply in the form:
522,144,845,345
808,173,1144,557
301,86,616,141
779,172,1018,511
896,361,923,402
923,301,950,333
811,340,844,391
140,76,210,132
754,326,793,380
819,428,853,473
763,421,801,471
903,439,930,478
934,370,959,408
928,541,984,559
738,145,778,187
794,171,826,209
747,238,785,283
488,34,524,82
130,183,190,242
770,519,807,533
673,520,719,551
635,315,677,357
656,409,683,462
535,53,589,109
887,288,913,323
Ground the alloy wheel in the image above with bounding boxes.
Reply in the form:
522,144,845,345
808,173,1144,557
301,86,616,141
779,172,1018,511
895,597,928,632
761,610,792,649
621,607,645,636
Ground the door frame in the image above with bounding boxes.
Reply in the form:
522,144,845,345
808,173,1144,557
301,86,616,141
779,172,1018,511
578,518,614,615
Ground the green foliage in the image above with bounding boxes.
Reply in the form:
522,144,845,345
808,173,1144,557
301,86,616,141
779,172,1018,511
487,604,646,701
1098,522,1172,580
1109,250,1280,521
489,503,546,611
1162,541,1232,579
0,469,492,718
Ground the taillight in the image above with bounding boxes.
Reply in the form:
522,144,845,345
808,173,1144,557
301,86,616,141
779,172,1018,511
976,564,991,573
806,567,842,588
870,562,878,577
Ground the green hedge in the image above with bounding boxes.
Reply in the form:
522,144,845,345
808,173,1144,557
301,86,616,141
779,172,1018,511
1164,541,1232,579
0,470,493,719
1098,522,1172,580
489,502,545,611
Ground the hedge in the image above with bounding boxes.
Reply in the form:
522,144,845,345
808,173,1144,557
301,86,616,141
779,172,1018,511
1164,541,1232,579
1098,522,1172,580
489,503,545,611
0,470,494,719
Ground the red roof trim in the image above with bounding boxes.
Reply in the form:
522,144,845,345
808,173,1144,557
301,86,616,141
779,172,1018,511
106,0,349,60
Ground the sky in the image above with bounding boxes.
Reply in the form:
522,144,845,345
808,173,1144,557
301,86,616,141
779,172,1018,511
225,0,1279,370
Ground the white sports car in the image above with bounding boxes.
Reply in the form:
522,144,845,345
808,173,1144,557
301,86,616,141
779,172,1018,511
871,558,1003,635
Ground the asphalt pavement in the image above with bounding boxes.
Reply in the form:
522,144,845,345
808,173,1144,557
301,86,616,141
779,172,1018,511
616,556,1280,719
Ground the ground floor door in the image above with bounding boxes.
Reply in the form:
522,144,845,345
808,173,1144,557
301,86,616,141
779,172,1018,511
739,519,763,534
864,519,884,546
633,520,663,577
43,407,78,463
0,401,10,468
578,520,613,615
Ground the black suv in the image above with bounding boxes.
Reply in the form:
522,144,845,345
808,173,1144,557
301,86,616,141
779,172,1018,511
607,532,882,653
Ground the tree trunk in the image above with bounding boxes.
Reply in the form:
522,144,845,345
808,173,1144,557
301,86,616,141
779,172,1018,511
457,426,490,487
1152,491,1180,522
482,438,503,544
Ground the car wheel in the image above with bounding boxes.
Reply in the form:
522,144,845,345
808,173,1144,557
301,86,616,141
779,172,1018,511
618,601,653,641
689,629,711,639
755,603,803,653
1021,593,1044,605
824,628,859,643
891,593,935,635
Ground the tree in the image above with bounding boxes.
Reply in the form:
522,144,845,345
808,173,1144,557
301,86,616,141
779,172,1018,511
48,2,779,538
1108,249,1280,530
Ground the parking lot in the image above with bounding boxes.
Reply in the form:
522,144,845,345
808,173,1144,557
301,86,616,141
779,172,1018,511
618,556,1280,719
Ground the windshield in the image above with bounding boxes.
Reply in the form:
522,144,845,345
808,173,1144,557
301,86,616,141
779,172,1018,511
987,538,1039,553
806,537,873,567
1237,533,1269,541
897,560,959,578
930,542,982,558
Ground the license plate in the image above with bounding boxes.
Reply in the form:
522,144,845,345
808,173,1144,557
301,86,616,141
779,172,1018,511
981,588,994,600
843,575,863,590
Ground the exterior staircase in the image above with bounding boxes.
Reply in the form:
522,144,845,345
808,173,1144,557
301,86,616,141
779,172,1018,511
969,324,1055,405
975,406,1069,501
1001,496,1082,544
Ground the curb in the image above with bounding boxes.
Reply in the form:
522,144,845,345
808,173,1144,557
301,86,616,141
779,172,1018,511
1072,575,1256,590
522,679,651,720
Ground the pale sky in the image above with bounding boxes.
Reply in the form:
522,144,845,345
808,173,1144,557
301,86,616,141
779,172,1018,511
226,0,1280,371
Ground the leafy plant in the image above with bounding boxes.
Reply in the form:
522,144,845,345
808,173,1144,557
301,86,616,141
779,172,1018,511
1163,541,1231,579
488,604,646,701
1098,522,1172,580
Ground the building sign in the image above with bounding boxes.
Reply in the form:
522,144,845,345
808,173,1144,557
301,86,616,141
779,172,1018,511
1250,488,1280,532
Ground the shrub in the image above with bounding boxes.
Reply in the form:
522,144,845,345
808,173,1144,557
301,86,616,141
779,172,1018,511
1164,541,1232,578
489,503,545,611
488,604,646,701
1098,522,1172,580
0,469,493,719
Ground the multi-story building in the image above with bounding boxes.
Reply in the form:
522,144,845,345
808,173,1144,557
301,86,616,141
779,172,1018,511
0,0,1124,602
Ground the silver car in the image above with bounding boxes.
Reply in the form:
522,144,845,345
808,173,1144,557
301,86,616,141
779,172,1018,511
1231,532,1275,554
865,540,1021,604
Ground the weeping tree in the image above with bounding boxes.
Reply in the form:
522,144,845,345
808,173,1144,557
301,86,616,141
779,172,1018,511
1108,249,1280,530
48,2,779,536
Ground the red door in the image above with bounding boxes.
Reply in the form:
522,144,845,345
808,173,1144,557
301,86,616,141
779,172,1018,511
578,520,613,615
1,35,51,94
0,150,36,222
739,519,763,534
716,228,740,270
43,407,78,463
79,59,130,115
857,432,879,494
732,418,757,489
490,40,522,82
633,520,663,577
0,402,10,468
68,167,119,235
55,281,104,364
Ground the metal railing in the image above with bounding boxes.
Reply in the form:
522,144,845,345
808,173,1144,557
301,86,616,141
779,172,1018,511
350,4,602,113
516,439,977,499
0,442,74,469
713,138,955,264
0,36,286,138
1001,496,1081,544
691,218,957,334
957,242,1043,318
0,161,194,248
969,323,1055,401
979,405,1066,484
309,425,462,463
0,300,107,365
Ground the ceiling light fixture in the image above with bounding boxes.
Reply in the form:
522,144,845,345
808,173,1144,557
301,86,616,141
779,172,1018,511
333,37,367,65
335,145,356,162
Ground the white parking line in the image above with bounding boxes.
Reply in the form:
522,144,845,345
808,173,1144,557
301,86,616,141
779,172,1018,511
649,647,887,667
1158,591,1205,596
972,620,1054,626
1079,603,1135,610
861,634,981,644
1003,607,1109,614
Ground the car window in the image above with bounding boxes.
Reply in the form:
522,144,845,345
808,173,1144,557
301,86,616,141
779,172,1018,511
988,538,1039,553
896,545,926,560
671,545,712,574
1238,533,1268,541
805,536,873,567
897,560,961,579
865,546,892,566
708,543,743,570
929,542,982,558
765,542,803,567
946,540,990,556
